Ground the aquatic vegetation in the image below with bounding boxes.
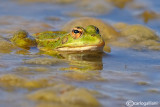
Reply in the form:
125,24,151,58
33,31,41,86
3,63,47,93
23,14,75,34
63,71,106,81
0,74,26,88
23,57,64,65
113,22,129,31
37,102,84,107
28,84,100,107
111,24,160,50
138,10,160,23
0,39,17,53
60,88,100,106
147,89,160,93
126,1,147,9
136,81,150,86
45,16,61,21
120,25,159,41
14,66,49,72
0,74,55,89
106,0,133,9
15,49,30,55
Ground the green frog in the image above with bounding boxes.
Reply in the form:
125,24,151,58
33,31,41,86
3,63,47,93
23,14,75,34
10,25,105,52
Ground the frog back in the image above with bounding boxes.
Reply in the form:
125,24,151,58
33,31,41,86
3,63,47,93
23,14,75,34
32,31,68,50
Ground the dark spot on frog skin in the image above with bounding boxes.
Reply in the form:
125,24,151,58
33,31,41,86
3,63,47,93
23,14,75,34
76,27,81,29
62,37,68,44
91,34,96,36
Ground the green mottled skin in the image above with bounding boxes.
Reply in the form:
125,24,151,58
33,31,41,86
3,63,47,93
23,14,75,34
10,30,36,49
10,25,105,52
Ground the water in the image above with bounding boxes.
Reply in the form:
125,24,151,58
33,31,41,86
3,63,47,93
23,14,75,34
0,0,160,107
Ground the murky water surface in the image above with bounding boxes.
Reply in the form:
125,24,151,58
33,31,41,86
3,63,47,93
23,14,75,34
0,0,160,107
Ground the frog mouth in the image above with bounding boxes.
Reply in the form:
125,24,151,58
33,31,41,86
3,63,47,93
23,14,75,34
56,40,105,52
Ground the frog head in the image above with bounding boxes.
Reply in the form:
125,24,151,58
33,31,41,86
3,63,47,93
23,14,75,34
57,25,105,52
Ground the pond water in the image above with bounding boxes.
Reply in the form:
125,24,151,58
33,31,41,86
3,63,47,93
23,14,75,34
0,0,160,107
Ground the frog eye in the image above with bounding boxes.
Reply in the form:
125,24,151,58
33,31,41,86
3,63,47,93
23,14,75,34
71,27,83,39
95,27,99,34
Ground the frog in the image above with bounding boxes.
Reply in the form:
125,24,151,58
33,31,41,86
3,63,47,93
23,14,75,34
10,25,105,52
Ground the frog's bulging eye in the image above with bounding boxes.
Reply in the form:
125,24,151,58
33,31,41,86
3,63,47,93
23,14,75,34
95,27,99,34
85,25,100,34
71,27,83,39
73,30,80,34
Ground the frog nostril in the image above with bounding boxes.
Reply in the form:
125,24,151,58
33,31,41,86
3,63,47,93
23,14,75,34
91,34,96,36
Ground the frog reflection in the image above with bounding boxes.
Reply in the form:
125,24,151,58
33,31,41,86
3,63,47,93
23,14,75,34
40,51,104,72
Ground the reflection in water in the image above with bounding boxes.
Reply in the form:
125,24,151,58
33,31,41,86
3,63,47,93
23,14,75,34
41,51,104,72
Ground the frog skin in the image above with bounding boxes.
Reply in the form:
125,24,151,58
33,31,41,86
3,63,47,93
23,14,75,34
10,25,105,52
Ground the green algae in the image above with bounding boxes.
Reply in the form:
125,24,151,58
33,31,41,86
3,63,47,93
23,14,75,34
0,39,17,53
147,89,160,93
15,49,30,55
106,0,133,9
63,71,106,81
14,66,49,72
60,88,100,107
27,84,100,107
111,24,160,50
138,10,160,23
23,57,64,65
0,74,56,89
136,81,150,86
